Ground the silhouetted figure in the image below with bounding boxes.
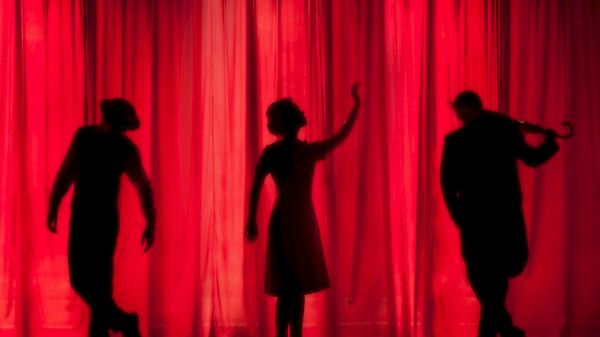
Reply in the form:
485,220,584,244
47,98,156,337
246,83,361,337
441,91,559,337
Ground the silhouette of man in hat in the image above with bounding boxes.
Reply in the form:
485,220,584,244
441,91,559,337
48,98,156,337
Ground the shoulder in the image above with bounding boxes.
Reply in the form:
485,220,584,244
478,113,515,131
262,142,278,155
121,133,135,145
305,140,323,151
259,142,279,162
305,140,327,160
255,143,279,172
120,135,138,154
75,125,96,137
444,128,464,143
481,114,522,142
443,129,470,157
490,113,514,127
71,125,97,144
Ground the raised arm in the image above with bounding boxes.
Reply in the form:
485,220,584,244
312,82,361,157
47,129,81,233
245,150,270,243
125,144,156,252
515,125,559,167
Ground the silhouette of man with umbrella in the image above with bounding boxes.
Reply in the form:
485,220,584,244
441,91,559,337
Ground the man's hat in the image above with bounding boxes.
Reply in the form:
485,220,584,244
100,98,140,131
448,90,483,109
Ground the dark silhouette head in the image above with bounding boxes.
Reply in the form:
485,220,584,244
266,98,307,138
100,98,140,132
450,90,483,123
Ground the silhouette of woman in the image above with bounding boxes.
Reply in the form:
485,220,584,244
47,98,156,337
246,83,361,337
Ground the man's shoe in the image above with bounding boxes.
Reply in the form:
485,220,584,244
499,325,525,337
121,312,142,337
89,317,110,337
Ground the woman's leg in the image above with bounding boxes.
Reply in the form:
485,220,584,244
276,295,294,337
290,295,305,337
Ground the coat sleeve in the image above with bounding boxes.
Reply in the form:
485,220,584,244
440,136,464,227
513,124,559,167
48,128,83,218
125,144,156,227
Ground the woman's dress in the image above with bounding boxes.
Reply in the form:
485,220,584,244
260,140,330,296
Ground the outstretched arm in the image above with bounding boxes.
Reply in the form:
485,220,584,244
47,129,81,233
312,82,361,157
245,151,270,243
125,144,156,252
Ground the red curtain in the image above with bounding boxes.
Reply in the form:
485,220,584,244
1,1,599,337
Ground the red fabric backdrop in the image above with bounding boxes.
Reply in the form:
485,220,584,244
1,0,599,337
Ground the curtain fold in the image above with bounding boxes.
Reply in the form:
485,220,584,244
1,1,599,337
